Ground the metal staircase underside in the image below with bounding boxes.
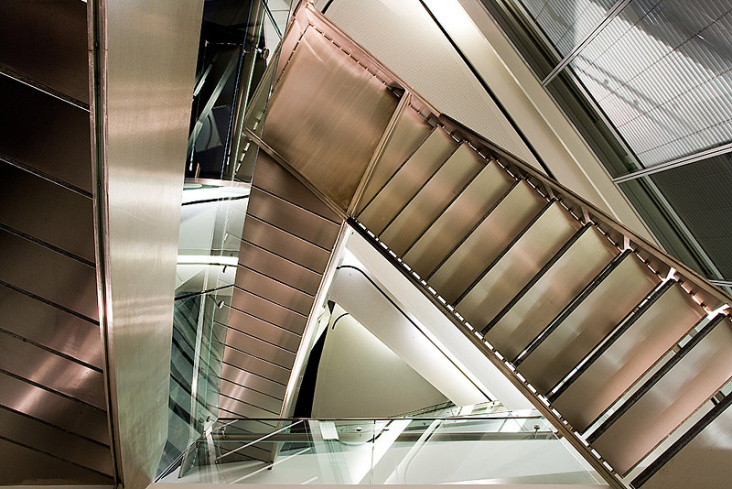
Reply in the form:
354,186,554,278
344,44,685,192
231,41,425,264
224,4,732,489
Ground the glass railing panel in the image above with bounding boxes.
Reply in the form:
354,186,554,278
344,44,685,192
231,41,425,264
162,416,602,485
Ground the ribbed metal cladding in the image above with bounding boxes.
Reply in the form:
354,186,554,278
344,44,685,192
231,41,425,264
0,1,113,484
218,152,342,419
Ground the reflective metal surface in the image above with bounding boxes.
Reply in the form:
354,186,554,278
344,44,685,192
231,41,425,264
554,283,706,431
235,267,314,316
247,188,340,249
379,143,483,255
0,229,98,320
0,75,92,193
456,202,580,327
91,0,205,486
241,217,333,273
356,105,434,214
358,127,458,234
238,241,323,296
251,153,341,222
593,318,732,475
429,180,547,303
486,226,618,360
263,25,399,210
518,254,660,393
0,162,95,262
220,135,343,420
224,307,302,353
0,283,103,369
0,0,89,104
403,162,515,277
639,393,732,489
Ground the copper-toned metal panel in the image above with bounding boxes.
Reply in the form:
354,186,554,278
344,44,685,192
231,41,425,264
0,437,112,485
429,180,546,303
0,229,98,320
0,77,91,193
486,226,618,359
457,202,580,327
252,153,340,222
263,27,399,210
518,255,660,393
554,284,705,432
640,398,732,489
242,217,332,273
219,373,286,403
218,397,280,418
0,408,113,476
0,0,89,104
593,318,732,475
0,163,94,262
0,333,106,410
358,128,458,234
247,188,340,250
234,267,313,316
229,289,308,336
223,346,292,386
238,241,323,296
219,389,282,418
357,106,434,214
403,162,515,278
380,144,483,255
0,284,103,369
222,327,296,370
0,372,109,444
224,308,302,353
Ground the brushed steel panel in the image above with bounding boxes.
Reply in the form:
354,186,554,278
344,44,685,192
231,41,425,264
518,255,660,393
246,188,340,250
403,162,514,277
429,180,546,303
229,289,308,335
554,284,706,432
486,226,618,359
235,267,314,316
0,284,103,369
380,144,483,255
218,397,280,419
252,152,340,222
0,0,89,103
593,318,732,475
238,241,323,296
222,327,296,370
456,202,580,328
0,76,92,192
0,437,112,485
640,398,732,489
0,333,106,410
0,163,94,262
263,27,399,210
0,372,109,444
223,346,292,386
358,127,458,234
0,408,113,476
357,106,435,215
219,391,281,417
218,378,283,407
219,373,286,403
242,217,333,273
223,308,302,353
94,0,205,486
0,229,98,320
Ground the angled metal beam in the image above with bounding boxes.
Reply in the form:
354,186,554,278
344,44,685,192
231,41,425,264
613,142,732,183
541,0,632,87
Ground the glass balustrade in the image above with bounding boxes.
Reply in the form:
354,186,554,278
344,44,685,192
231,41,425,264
160,414,602,485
